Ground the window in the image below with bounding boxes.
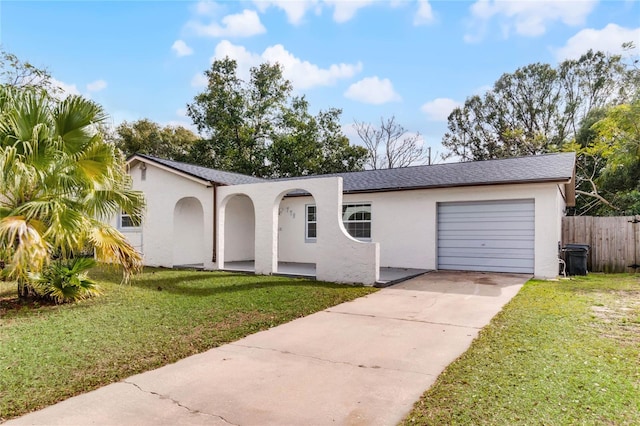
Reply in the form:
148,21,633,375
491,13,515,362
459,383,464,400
305,203,371,241
120,212,140,229
305,204,317,241
342,203,371,240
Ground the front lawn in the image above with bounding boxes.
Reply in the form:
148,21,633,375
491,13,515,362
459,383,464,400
403,274,640,425
0,267,376,421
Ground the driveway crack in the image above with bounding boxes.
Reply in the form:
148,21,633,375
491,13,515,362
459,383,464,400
123,380,239,426
228,343,434,377
325,310,482,329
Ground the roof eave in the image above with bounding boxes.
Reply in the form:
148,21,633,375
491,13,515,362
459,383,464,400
127,154,215,187
343,177,574,194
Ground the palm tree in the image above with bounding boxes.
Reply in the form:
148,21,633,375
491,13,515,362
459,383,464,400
0,85,144,300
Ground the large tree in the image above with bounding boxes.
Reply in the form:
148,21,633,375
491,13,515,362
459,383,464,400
0,85,145,301
268,98,367,177
187,58,366,177
441,47,639,215
353,116,426,169
113,118,198,161
442,49,634,161
588,101,640,215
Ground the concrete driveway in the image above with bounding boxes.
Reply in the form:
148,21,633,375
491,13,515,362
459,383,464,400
7,271,528,426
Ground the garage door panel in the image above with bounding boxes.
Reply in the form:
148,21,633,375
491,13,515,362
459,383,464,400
438,221,534,231
439,248,534,259
439,202,533,214
438,239,534,249
439,232,534,240
437,199,534,274
439,255,534,268
439,211,534,220
437,262,534,274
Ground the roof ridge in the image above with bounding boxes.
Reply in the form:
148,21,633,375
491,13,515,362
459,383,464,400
133,153,263,180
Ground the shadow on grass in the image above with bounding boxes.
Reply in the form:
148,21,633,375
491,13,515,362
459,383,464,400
128,275,351,297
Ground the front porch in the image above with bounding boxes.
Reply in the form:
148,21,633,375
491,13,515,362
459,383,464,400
223,261,429,286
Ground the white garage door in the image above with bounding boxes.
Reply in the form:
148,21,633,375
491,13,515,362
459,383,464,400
437,199,534,274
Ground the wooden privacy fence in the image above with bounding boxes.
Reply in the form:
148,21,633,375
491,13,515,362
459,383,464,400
562,216,640,273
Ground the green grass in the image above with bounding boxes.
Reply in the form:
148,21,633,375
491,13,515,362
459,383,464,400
0,266,376,421
403,274,640,425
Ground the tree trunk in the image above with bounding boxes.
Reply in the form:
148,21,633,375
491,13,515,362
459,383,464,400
17,279,37,299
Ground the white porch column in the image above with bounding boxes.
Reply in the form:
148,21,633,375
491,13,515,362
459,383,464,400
253,199,277,275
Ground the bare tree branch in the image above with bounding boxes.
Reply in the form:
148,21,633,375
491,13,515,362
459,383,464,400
353,116,426,169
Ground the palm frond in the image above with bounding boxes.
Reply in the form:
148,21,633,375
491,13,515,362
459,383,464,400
31,257,100,303
89,222,142,283
54,95,108,156
0,215,48,280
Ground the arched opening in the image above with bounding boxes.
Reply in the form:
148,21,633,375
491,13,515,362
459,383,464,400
173,197,205,267
222,194,256,271
276,190,317,276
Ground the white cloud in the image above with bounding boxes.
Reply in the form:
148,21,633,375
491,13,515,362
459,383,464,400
553,23,640,60
254,0,319,25
176,108,188,117
191,73,209,88
213,40,362,89
324,0,373,23
254,0,373,24
86,79,107,92
213,40,261,79
51,78,80,98
344,76,401,105
421,98,461,122
192,0,220,17
465,0,597,42
188,9,266,38
172,40,194,57
414,0,435,26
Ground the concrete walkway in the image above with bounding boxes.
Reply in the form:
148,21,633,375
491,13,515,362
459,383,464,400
7,271,528,426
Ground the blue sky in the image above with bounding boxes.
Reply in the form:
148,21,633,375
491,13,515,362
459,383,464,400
1,0,639,158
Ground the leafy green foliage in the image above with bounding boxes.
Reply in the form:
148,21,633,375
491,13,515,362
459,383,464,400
0,84,145,296
32,257,100,303
187,58,366,177
442,47,640,215
567,101,640,215
0,49,53,92
442,50,634,162
0,267,377,419
403,274,640,425
113,118,199,160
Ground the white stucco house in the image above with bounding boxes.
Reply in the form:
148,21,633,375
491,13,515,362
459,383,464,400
117,152,576,285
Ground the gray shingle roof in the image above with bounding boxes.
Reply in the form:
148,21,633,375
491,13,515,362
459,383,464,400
132,152,575,191
132,154,265,186
278,152,575,193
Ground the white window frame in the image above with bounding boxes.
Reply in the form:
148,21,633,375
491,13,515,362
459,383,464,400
305,202,372,242
342,203,372,241
119,211,141,230
305,204,317,243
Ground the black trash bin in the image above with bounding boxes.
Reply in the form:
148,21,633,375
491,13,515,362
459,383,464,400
563,244,590,276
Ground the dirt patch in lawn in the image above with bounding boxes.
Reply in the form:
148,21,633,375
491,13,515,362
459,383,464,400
590,290,640,345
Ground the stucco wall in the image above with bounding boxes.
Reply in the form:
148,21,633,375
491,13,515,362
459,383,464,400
277,182,564,279
218,177,379,285
173,197,205,265
124,162,214,269
126,160,565,279
224,194,255,261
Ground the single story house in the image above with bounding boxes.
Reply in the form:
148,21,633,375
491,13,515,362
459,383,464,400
118,152,576,285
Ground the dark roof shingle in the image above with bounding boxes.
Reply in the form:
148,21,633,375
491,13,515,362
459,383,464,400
277,152,575,193
131,152,575,192
132,154,265,186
